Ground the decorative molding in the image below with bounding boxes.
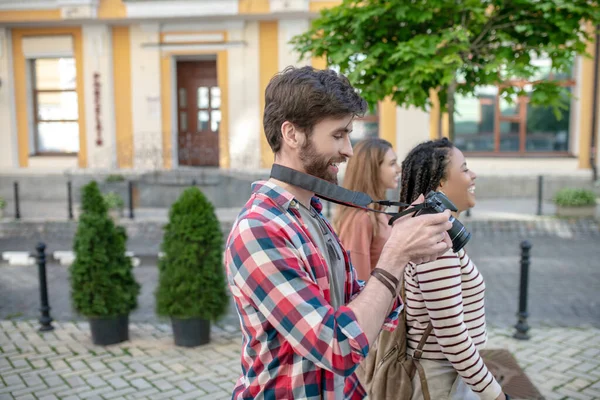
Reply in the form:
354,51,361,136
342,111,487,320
0,0,97,10
125,0,238,18
269,0,309,12
154,42,245,54
160,21,245,32
162,33,225,43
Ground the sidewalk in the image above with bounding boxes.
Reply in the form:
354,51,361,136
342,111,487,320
2,197,596,222
0,321,599,400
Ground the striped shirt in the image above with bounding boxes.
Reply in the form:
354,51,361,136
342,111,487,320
404,249,502,400
225,180,401,400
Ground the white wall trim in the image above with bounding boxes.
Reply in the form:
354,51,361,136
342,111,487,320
277,18,309,70
0,0,96,10
23,51,73,59
162,33,225,43
157,42,244,55
125,0,238,19
0,0,58,10
270,0,309,12
160,21,245,32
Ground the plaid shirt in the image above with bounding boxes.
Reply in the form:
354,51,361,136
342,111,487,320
225,180,401,399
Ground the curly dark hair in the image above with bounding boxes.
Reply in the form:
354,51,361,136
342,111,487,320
399,138,455,209
263,66,368,153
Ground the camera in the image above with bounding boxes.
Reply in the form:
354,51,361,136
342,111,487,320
414,191,471,253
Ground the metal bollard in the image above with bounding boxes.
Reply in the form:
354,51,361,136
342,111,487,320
13,181,20,220
67,181,74,220
128,181,135,220
536,176,543,216
36,243,54,332
514,240,532,340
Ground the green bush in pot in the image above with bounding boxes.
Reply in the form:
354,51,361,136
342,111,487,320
554,188,598,218
70,181,140,345
155,186,229,347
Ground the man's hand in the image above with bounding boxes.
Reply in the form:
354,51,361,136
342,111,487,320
380,195,452,269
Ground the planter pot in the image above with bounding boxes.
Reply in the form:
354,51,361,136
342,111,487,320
171,317,210,347
89,315,129,346
556,205,597,218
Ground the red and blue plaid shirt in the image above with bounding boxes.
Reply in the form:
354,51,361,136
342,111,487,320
225,180,401,399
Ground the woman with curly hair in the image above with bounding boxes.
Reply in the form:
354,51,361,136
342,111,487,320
400,138,506,400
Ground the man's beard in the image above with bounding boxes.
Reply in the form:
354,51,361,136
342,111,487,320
299,138,345,184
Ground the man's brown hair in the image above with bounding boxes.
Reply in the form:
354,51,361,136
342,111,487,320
263,66,368,153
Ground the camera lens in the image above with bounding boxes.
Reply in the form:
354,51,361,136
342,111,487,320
448,216,471,253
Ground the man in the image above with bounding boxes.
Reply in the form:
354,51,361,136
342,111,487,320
225,66,452,399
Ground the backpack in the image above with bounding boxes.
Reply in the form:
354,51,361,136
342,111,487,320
355,278,433,400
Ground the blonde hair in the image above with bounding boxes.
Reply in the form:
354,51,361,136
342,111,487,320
333,138,393,236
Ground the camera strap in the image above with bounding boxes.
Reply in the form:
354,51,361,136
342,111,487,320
270,164,427,225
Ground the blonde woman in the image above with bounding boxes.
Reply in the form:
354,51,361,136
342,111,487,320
334,137,401,281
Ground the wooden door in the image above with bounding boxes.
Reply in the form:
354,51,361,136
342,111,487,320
176,61,221,166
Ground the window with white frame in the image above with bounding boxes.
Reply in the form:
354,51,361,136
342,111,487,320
31,58,79,154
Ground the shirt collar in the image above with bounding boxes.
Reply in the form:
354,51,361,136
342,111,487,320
251,180,323,214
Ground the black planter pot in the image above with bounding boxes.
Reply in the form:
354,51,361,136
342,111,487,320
171,317,210,347
89,315,129,346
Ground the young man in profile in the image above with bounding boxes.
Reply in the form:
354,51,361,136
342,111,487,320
225,66,452,399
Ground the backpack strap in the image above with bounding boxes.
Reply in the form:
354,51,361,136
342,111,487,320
414,358,432,400
412,323,433,360
412,325,434,400
402,273,434,400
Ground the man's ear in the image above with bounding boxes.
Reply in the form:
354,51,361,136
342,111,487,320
281,121,303,150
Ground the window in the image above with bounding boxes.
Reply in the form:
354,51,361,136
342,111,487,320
31,58,79,154
454,57,574,154
196,86,221,132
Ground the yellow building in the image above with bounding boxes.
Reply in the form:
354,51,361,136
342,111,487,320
0,0,598,176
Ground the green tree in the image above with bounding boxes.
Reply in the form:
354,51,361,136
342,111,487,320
292,0,600,138
155,187,228,321
70,181,140,317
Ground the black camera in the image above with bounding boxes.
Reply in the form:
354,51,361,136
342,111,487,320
414,191,471,253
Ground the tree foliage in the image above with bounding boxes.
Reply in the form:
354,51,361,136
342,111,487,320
155,187,229,321
70,181,140,317
292,0,600,121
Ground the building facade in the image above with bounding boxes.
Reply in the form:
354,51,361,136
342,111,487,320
0,0,598,176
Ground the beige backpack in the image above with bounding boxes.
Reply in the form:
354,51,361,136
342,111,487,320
355,279,433,400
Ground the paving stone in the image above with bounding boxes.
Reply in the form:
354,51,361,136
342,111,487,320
129,378,152,390
1,317,599,400
107,377,129,390
101,387,138,399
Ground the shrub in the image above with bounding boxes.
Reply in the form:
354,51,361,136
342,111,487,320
81,181,108,215
155,187,228,320
553,188,597,207
0,196,5,209
105,174,126,183
70,181,140,317
103,192,124,210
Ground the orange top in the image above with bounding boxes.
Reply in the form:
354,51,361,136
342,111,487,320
336,209,392,281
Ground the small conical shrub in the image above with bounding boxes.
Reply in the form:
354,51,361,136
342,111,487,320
81,181,108,215
70,181,140,317
156,187,228,320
